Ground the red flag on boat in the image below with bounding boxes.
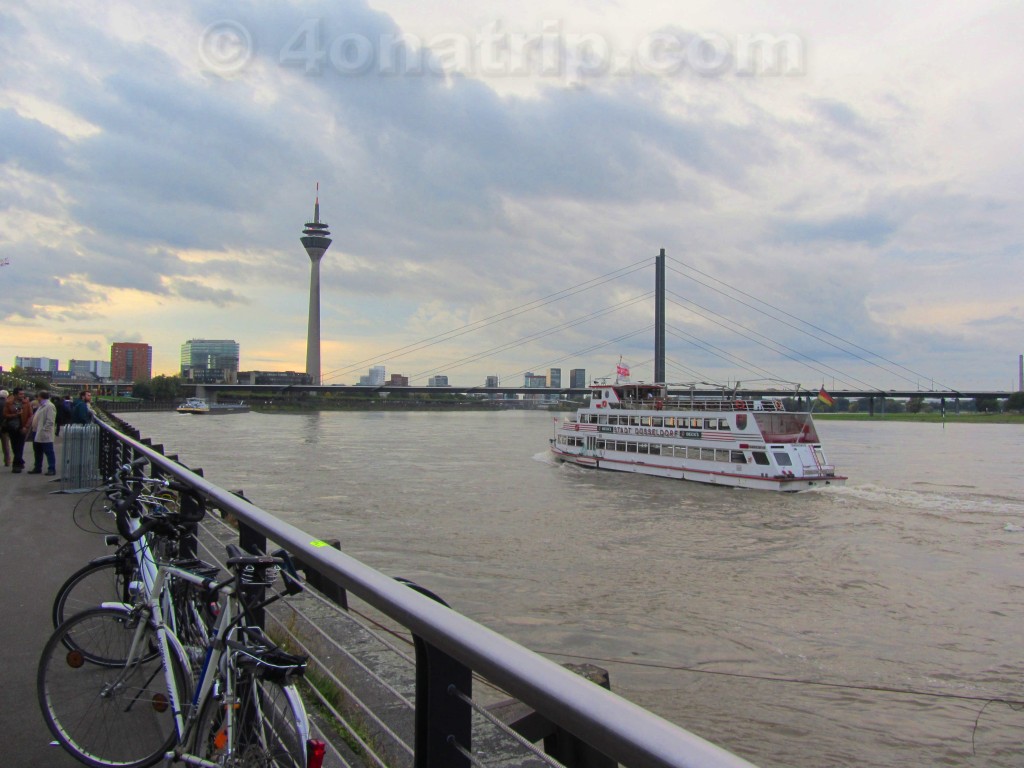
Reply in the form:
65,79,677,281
616,363,630,378
817,387,835,407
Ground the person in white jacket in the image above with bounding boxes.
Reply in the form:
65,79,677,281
28,390,57,475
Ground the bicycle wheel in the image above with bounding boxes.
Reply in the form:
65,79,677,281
194,676,309,767
53,555,138,629
38,607,183,768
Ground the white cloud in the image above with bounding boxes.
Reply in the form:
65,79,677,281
1,0,1022,388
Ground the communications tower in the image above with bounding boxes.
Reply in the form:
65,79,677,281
301,187,332,384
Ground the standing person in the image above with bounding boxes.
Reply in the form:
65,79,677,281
2,387,33,473
28,390,57,475
55,394,73,436
0,389,10,467
72,390,94,424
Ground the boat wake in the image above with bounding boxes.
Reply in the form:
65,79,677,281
831,482,1024,517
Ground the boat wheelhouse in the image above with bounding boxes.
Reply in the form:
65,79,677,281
177,397,210,414
550,383,845,492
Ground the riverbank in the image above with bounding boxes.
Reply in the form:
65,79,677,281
815,411,1024,424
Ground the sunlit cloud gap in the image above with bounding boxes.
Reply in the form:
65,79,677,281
665,293,878,390
665,258,955,390
321,258,652,383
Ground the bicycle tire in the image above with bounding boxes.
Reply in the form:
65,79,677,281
52,555,137,629
193,675,309,767
38,607,185,768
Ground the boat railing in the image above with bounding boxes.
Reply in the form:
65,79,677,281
594,398,787,413
94,415,759,768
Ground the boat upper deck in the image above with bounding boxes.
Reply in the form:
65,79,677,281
587,383,790,413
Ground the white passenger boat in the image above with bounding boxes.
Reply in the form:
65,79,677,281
550,383,845,492
176,398,250,415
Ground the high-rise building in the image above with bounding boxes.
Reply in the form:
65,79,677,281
524,372,546,388
387,374,409,386
570,368,587,388
15,356,58,373
70,359,111,378
485,375,499,388
427,375,449,387
180,339,240,384
548,368,561,388
111,342,152,382
369,366,386,386
300,188,332,385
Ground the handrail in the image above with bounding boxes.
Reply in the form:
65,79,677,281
94,417,759,768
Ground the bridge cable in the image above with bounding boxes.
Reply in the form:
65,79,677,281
666,258,956,390
320,258,651,383
666,292,873,390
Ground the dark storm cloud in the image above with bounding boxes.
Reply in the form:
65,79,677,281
0,108,70,176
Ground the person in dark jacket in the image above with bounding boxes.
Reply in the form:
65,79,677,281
55,394,73,436
3,388,34,472
72,390,94,424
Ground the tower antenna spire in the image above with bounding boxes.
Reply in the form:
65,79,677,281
301,186,332,384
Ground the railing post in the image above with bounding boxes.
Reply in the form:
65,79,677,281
400,580,472,768
413,638,472,768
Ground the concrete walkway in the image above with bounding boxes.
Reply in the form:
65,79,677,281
0,447,110,767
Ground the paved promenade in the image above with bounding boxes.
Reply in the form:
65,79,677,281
0,447,108,767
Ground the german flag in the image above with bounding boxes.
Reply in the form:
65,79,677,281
818,387,835,407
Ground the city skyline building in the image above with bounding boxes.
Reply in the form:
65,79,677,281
180,339,240,384
110,342,152,382
15,356,58,373
548,368,561,388
428,375,449,387
70,359,111,378
570,368,587,388
300,187,332,385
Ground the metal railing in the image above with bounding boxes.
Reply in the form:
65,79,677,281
95,415,759,768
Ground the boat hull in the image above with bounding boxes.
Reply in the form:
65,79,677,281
550,445,844,492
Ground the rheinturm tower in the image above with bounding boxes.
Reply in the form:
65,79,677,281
300,188,332,384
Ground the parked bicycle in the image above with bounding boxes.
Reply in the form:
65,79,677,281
38,528,325,768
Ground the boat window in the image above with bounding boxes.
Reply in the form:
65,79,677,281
813,447,827,464
638,443,649,454
617,441,627,451
641,416,652,427
627,442,638,453
629,416,640,426
718,418,730,431
598,415,607,425
703,419,716,430
752,451,770,465
650,417,661,427
690,418,702,429
605,390,611,399
730,450,747,463
649,444,661,456
664,417,675,427
687,446,701,459
774,452,793,466
700,448,715,461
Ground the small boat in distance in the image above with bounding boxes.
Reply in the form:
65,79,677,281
550,382,845,492
176,398,249,415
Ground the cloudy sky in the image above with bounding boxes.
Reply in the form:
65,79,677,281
2,0,1021,391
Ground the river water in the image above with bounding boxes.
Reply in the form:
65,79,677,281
123,410,1024,768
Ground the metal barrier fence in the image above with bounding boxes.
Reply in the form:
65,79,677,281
60,423,101,492
95,415,759,768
